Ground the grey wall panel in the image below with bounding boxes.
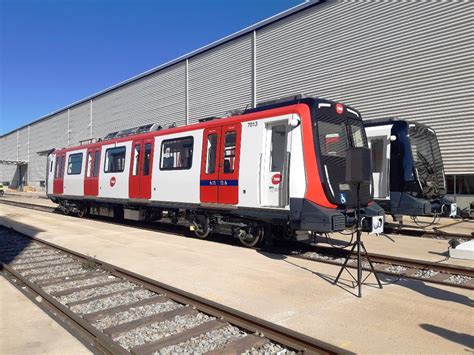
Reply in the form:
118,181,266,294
29,112,68,182
257,0,474,174
17,128,28,161
0,165,17,186
92,64,186,139
189,34,253,122
69,102,91,146
2,133,17,162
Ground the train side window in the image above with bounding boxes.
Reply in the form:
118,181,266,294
54,157,60,178
93,151,100,177
60,156,65,178
223,132,236,174
86,152,93,177
55,156,65,179
50,160,53,172
206,134,217,174
143,143,152,176
132,144,141,176
105,146,126,173
371,139,384,173
160,137,193,170
67,153,83,175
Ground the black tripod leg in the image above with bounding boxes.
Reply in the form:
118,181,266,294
361,241,383,289
334,242,357,284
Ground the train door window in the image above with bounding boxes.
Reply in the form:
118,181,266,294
54,157,61,178
143,143,152,176
67,153,83,175
93,151,100,177
86,152,93,177
105,146,126,173
350,123,366,148
60,156,65,178
132,144,141,176
206,134,217,174
223,132,236,173
50,160,53,173
270,124,287,172
371,139,384,173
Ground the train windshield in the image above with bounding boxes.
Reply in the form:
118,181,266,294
409,124,446,198
316,105,370,207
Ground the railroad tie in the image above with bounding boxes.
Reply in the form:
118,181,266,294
67,289,134,307
104,307,196,338
130,319,227,355
36,272,104,287
206,334,269,354
83,295,168,322
50,279,123,297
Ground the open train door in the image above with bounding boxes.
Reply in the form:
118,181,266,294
129,138,154,199
84,147,101,196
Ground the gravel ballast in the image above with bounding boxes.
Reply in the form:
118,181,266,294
94,301,183,331
242,342,295,354
414,269,439,279
20,263,83,276
157,324,245,354
11,254,68,265
70,289,155,315
445,274,472,285
13,257,75,270
30,268,90,282
114,312,215,350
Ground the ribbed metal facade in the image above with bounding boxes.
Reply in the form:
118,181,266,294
1,0,473,190
189,34,253,122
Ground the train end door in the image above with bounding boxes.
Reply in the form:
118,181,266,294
84,147,101,196
129,138,154,199
260,122,290,207
53,153,65,194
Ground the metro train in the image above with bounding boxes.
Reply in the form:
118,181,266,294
46,96,384,247
364,119,456,218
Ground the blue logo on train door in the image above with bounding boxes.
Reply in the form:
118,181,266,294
339,192,347,204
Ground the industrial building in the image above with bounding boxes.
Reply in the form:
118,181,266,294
1,0,473,208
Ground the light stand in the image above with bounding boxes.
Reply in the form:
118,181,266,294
333,147,383,298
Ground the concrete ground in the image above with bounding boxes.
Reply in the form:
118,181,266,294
0,277,91,355
0,204,473,354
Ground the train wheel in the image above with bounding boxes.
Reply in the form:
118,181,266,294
238,227,263,248
77,207,87,218
193,217,211,239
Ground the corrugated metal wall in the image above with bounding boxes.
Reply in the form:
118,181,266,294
17,128,28,161
92,63,186,139
28,112,68,183
257,0,474,174
1,0,473,189
189,34,253,122
69,102,91,146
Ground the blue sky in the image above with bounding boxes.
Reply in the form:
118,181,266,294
0,0,302,135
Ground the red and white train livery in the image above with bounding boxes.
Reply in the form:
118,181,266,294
47,96,383,246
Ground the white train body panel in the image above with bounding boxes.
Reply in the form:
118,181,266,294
152,130,203,204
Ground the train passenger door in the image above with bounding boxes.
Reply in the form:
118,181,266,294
84,147,101,196
129,138,154,199
261,122,290,207
200,127,221,203
200,124,241,205
53,153,65,194
218,124,241,204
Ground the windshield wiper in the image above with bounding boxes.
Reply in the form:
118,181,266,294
417,151,434,175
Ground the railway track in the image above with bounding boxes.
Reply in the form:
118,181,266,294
0,226,345,355
1,198,473,290
285,245,474,290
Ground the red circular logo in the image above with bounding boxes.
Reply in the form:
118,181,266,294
110,177,116,187
271,173,282,185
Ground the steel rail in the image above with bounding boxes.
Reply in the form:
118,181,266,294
0,228,348,355
1,198,472,289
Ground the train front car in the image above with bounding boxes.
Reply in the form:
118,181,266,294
365,119,455,218
247,97,385,242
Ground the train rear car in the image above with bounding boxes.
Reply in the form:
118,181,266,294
365,119,456,218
